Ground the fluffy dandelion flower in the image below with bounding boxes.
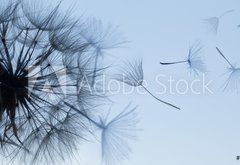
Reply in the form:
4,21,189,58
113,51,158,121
0,1,138,165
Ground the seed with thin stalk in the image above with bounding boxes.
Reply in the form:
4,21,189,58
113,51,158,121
64,102,139,165
216,47,240,92
203,9,234,35
116,59,180,110
80,18,127,87
160,42,206,76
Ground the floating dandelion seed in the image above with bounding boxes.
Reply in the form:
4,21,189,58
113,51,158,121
203,9,234,35
216,47,240,92
64,102,139,165
116,59,180,110
0,0,138,165
160,42,206,76
80,18,127,86
100,103,139,165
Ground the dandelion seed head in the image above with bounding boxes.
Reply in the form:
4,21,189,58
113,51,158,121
0,1,141,165
0,1,116,164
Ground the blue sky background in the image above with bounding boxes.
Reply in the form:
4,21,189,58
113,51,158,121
17,0,240,165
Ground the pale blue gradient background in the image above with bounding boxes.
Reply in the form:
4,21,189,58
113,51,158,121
60,0,240,165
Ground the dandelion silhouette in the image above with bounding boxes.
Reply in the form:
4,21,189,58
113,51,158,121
116,59,180,110
216,47,240,92
203,9,234,35
0,0,138,165
160,42,206,76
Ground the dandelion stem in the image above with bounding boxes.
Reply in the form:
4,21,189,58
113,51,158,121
160,60,187,65
216,47,235,69
140,85,181,110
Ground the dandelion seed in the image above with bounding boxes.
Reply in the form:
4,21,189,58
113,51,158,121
117,59,180,110
100,103,139,165
203,9,234,35
216,47,240,92
64,102,139,165
81,18,127,86
160,42,206,76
